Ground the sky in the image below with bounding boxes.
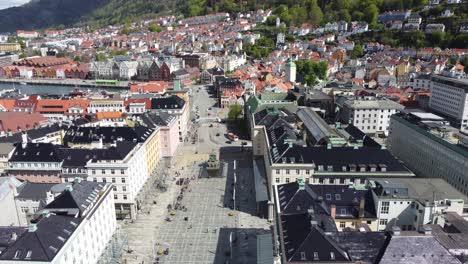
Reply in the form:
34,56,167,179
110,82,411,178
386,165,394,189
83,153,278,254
0,0,29,10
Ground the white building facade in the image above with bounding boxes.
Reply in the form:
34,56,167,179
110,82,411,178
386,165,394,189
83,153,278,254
429,75,468,131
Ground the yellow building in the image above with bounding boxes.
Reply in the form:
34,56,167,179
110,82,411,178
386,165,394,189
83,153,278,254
395,60,410,77
0,43,21,52
144,127,161,176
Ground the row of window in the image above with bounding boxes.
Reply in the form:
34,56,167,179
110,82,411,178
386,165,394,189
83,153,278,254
91,177,126,184
275,169,310,175
275,177,366,185
114,194,128,200
112,186,127,192
91,169,125,175
13,162,59,168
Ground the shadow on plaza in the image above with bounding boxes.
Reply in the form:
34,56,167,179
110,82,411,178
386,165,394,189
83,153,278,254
219,146,267,218
213,227,273,264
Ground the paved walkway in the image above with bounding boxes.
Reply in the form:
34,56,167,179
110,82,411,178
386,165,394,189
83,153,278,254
121,145,206,264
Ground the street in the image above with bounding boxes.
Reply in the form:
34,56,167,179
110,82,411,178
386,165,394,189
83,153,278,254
118,84,270,264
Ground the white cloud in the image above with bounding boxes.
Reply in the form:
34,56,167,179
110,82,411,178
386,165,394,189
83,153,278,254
0,0,30,10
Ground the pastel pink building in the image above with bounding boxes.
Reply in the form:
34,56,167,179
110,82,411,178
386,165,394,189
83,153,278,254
141,112,179,157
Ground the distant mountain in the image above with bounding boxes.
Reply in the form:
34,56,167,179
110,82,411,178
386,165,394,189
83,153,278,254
0,0,110,32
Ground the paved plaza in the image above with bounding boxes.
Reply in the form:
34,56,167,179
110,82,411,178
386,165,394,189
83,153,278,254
119,84,270,264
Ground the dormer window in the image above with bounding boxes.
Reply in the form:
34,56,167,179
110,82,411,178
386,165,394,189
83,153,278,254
13,250,21,259
25,250,32,259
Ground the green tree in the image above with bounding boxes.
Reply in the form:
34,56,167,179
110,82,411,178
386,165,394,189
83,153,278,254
148,24,162,32
228,104,242,121
428,31,446,47
296,60,328,85
363,3,379,25
74,56,82,62
309,0,323,24
350,44,364,59
95,53,107,61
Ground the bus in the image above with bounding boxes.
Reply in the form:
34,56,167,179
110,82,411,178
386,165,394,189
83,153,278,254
227,133,239,141
95,79,119,85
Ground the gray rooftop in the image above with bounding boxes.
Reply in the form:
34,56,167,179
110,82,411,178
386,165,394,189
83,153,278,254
256,233,274,264
371,178,468,204
253,159,268,203
380,235,462,264
297,108,340,144
0,143,15,155
343,98,405,110
16,183,56,201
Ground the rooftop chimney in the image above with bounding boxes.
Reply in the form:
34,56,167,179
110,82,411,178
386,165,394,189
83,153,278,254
28,223,37,233
421,225,432,235
10,232,17,241
64,185,73,192
98,137,103,149
359,197,365,218
297,178,305,190
74,177,82,184
41,210,50,218
330,204,336,219
21,131,28,148
391,225,401,236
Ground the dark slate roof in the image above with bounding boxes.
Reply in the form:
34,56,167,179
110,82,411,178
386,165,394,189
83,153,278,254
59,148,93,168
327,231,389,263
10,143,62,162
16,183,56,200
0,215,81,261
206,67,224,76
280,213,348,262
0,227,27,249
93,141,137,160
0,124,62,144
172,68,189,76
140,112,176,128
63,126,153,145
253,108,296,127
344,125,381,148
71,117,90,126
150,95,185,110
276,182,388,263
270,144,411,173
45,181,106,217
277,183,377,220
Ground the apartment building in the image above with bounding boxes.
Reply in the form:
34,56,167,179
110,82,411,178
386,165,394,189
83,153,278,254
140,112,180,158
370,178,468,232
336,96,405,136
0,177,22,226
273,180,388,263
87,100,125,114
0,179,116,264
252,108,414,192
8,142,64,183
14,182,55,227
429,75,468,131
0,43,21,53
387,111,468,196
150,95,189,142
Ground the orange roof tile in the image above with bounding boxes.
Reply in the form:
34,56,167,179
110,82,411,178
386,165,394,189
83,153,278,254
130,81,173,93
95,111,123,120
0,99,16,111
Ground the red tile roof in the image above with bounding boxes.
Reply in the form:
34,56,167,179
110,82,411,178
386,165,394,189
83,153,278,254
0,112,48,134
